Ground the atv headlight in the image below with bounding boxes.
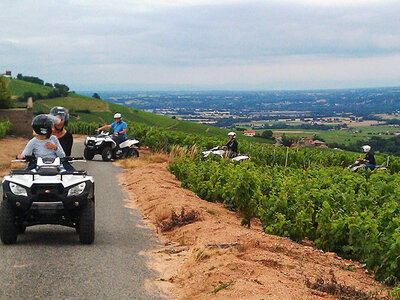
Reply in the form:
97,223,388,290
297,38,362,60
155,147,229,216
68,182,86,197
9,182,27,197
96,141,103,145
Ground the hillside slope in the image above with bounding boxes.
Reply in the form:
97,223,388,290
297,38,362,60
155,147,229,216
8,79,53,98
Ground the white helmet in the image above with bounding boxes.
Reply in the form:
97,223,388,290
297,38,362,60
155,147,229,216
362,145,371,152
113,113,122,119
228,132,236,138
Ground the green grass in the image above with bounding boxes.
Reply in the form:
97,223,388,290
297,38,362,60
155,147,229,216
8,79,53,98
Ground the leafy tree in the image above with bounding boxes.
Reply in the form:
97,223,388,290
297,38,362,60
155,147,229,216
92,93,101,99
282,134,295,147
54,83,69,97
0,76,13,108
17,73,23,80
47,89,61,99
261,130,273,139
45,83,53,88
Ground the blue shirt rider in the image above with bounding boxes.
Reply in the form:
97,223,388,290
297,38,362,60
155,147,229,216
97,113,128,150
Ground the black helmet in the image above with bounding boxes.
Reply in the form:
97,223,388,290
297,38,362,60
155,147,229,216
32,114,54,138
49,106,69,127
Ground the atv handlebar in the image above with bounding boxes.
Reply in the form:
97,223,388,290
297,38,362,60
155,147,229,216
12,156,86,163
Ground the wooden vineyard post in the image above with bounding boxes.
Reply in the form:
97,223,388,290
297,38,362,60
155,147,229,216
164,135,168,153
285,146,289,167
272,146,276,165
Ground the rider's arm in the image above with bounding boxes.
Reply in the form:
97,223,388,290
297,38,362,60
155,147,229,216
117,128,127,135
20,138,35,158
51,136,66,158
98,124,112,131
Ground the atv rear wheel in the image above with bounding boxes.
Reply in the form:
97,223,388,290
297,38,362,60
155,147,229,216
84,148,95,160
129,148,139,158
0,200,18,244
79,199,95,244
17,223,26,234
101,146,112,161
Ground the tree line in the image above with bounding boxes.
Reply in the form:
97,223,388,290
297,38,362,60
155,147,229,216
16,73,70,102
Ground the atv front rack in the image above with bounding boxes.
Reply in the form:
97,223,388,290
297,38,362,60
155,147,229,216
9,169,88,181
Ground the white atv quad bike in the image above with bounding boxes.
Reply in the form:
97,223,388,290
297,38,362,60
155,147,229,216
84,131,140,161
0,156,95,245
348,159,387,172
202,146,249,162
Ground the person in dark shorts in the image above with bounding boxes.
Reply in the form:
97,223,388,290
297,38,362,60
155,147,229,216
222,132,238,158
361,145,376,170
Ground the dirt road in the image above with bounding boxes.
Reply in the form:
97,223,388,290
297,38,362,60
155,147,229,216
0,140,165,299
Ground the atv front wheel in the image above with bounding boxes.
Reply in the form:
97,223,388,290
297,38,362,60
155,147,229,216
0,200,18,244
79,199,95,244
84,148,95,160
101,146,112,161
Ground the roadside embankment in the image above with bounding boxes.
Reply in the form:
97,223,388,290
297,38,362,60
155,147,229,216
118,150,391,300
0,137,28,179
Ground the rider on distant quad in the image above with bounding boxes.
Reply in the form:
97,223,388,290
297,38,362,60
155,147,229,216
97,113,127,151
360,145,376,170
221,132,238,158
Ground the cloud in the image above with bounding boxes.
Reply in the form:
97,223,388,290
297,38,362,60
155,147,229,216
0,0,399,89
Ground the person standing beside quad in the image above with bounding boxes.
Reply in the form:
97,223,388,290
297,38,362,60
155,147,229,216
97,113,128,151
221,132,238,158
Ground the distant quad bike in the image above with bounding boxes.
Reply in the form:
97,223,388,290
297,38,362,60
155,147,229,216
84,131,140,161
0,156,95,245
348,159,387,172
202,146,249,162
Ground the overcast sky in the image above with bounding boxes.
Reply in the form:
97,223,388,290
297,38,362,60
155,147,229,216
1,0,399,91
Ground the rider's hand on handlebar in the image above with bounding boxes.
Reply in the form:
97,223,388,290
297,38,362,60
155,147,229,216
17,155,24,160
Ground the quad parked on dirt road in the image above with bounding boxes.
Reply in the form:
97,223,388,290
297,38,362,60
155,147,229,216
0,156,95,244
84,131,140,161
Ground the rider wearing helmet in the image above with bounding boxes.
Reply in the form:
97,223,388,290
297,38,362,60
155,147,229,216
49,106,73,157
97,113,128,151
18,114,66,170
222,132,238,158
361,145,376,170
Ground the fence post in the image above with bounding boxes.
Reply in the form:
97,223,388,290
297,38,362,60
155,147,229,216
285,146,289,167
272,146,276,165
387,156,390,167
